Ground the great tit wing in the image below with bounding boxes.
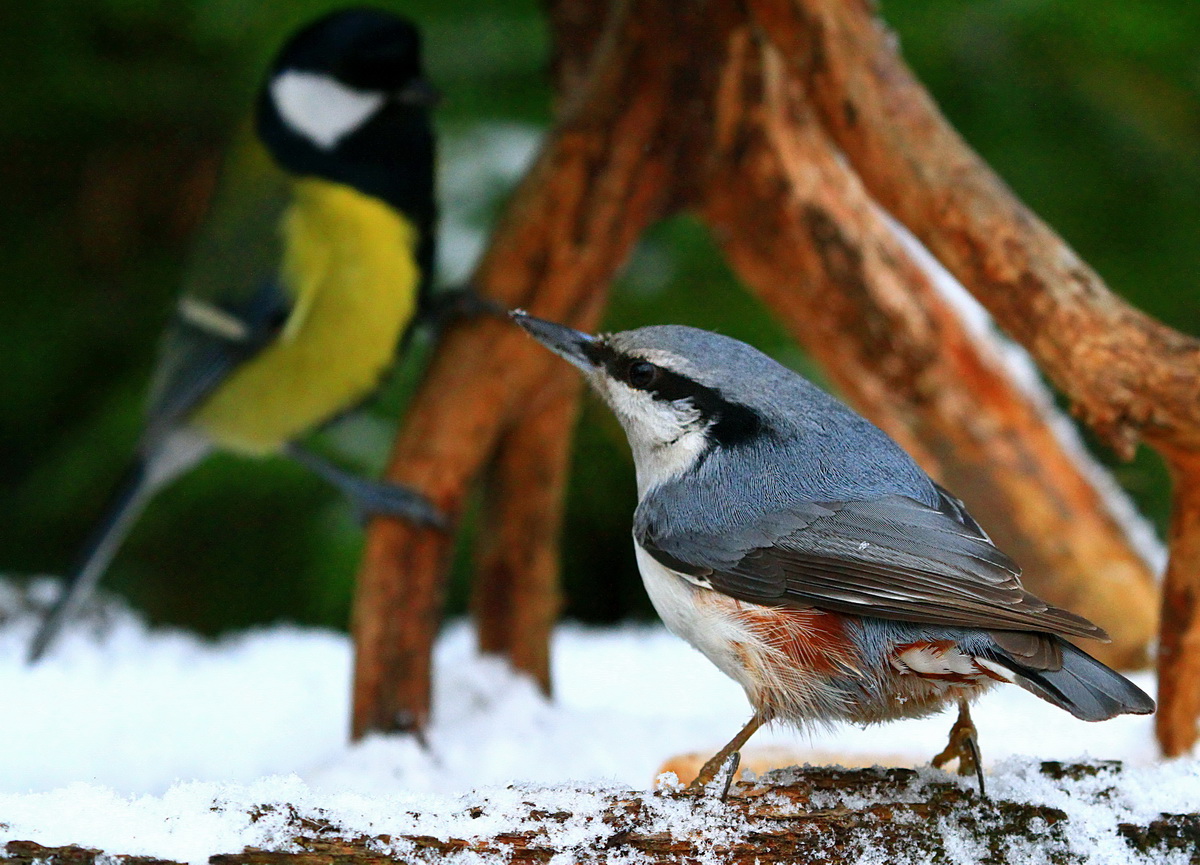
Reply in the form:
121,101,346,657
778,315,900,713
638,487,1107,641
141,129,294,445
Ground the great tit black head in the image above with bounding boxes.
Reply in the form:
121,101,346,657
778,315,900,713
257,7,437,223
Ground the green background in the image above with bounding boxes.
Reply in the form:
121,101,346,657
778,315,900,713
1,1,1196,635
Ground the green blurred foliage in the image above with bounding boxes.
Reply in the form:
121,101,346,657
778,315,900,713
0,0,1195,634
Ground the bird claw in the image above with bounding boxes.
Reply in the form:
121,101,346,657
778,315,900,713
347,479,447,529
932,699,987,798
719,751,741,801
686,749,741,798
685,712,767,797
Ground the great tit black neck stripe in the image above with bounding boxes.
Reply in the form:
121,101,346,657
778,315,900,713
597,342,766,448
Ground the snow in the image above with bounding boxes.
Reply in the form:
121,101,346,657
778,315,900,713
1,579,1196,863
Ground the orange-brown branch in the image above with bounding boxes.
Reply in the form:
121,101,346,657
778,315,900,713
750,0,1200,753
701,32,1157,668
472,375,585,693
351,0,686,739
1157,450,1200,755
749,0,1200,458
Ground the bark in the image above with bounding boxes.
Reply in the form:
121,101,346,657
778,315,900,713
471,376,583,693
748,0,1200,458
466,0,625,693
1157,451,1200,756
700,29,1157,668
6,764,1197,864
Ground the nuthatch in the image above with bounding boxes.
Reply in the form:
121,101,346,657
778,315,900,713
514,312,1154,797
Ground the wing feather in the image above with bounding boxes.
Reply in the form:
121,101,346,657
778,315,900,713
639,488,1107,641
141,131,294,446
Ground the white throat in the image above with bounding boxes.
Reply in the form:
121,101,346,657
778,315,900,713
270,70,385,150
597,379,710,496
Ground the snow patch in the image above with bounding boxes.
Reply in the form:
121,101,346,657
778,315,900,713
0,582,1190,862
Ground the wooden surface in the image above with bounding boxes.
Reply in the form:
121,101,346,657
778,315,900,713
5,763,1197,864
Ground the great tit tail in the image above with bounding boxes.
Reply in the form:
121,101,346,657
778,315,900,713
28,434,208,664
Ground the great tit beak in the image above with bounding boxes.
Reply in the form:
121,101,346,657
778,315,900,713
395,77,441,107
510,311,600,373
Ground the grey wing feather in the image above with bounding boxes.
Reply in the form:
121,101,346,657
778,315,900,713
142,130,294,446
639,492,1107,641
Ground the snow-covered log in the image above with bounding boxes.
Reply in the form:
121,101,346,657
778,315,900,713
5,763,1199,864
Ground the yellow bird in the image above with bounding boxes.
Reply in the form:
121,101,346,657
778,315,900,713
31,9,447,662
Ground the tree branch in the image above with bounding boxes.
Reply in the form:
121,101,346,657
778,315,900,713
749,0,1200,457
351,0,682,738
700,28,1157,667
749,0,1200,756
471,376,583,693
1157,452,1200,755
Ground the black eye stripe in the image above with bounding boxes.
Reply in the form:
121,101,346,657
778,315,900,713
596,343,766,447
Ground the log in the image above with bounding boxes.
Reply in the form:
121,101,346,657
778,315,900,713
5,763,1197,864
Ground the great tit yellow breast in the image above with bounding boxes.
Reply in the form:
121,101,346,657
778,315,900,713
190,178,421,454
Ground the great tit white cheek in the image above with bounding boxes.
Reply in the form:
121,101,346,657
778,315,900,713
271,70,385,150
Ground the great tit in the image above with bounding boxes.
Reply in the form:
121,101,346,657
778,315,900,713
30,8,445,662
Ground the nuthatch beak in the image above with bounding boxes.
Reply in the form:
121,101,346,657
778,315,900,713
510,310,600,374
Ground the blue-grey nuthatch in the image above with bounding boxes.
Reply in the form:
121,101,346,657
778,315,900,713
513,311,1154,797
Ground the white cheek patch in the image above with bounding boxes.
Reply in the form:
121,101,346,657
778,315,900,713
270,70,385,151
600,380,710,494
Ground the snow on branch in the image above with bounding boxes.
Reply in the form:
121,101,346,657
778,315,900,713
5,762,1200,865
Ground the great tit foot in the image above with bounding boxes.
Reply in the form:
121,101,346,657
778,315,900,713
425,285,506,326
932,698,987,798
284,443,446,529
345,477,447,529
